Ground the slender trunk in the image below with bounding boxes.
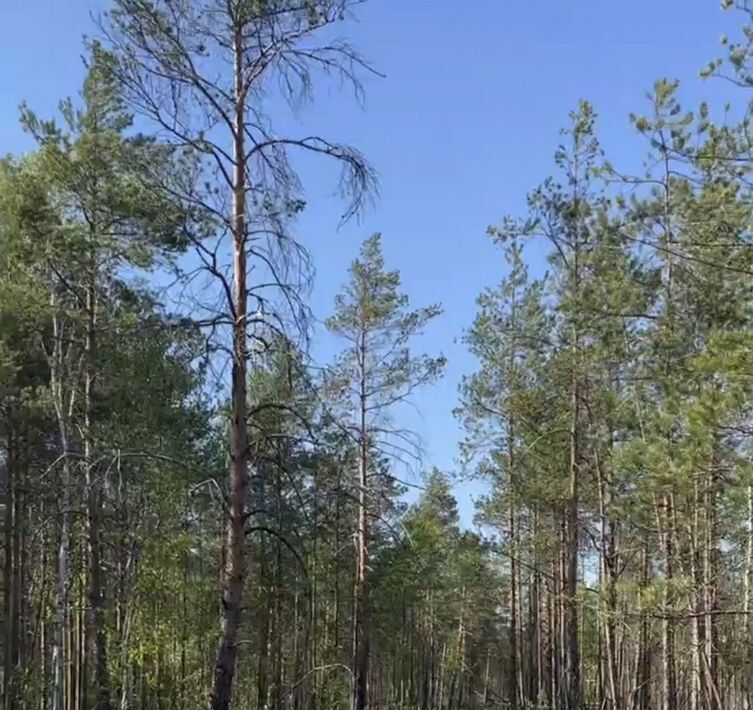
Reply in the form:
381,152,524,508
706,464,720,710
66,599,74,710
659,140,678,710
566,373,580,710
84,231,111,710
334,463,342,653
745,486,753,709
657,494,676,710
533,508,544,707
51,427,72,710
3,425,16,710
13,442,26,695
550,552,559,710
255,463,270,710
553,538,566,710
270,475,283,710
40,600,47,710
257,570,270,710
543,558,553,709
596,450,618,710
508,423,519,710
78,576,87,710
452,588,466,710
437,643,446,710
482,649,490,707
353,323,370,710
292,589,301,710
506,280,520,710
637,542,651,710
565,161,582,709
211,20,250,710
690,485,703,710
310,480,319,710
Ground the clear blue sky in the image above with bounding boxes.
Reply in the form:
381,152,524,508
0,0,744,524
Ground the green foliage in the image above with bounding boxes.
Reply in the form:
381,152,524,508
10,5,753,710
326,233,445,417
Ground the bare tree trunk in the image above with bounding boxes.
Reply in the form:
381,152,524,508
49,294,75,710
657,494,677,710
309,480,319,710
532,508,544,707
51,433,72,710
84,237,111,710
482,649,490,707
255,463,270,710
596,450,618,710
566,375,581,710
690,485,703,710
270,476,283,710
211,21,250,710
508,415,519,710
3,425,16,710
257,563,271,710
551,552,561,710
637,542,651,710
705,466,721,710
353,324,370,710
745,486,753,709
449,588,467,710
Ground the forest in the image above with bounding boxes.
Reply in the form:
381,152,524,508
4,1,753,709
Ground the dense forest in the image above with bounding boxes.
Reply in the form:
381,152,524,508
5,1,753,709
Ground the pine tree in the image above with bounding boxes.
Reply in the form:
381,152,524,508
326,233,444,710
100,5,376,703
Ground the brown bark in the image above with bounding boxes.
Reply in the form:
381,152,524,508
637,543,652,710
597,449,619,710
508,420,520,710
3,425,16,710
532,509,544,707
353,324,370,710
658,494,677,710
84,245,111,710
210,20,250,710
746,486,753,709
565,146,582,710
566,375,581,710
706,467,721,710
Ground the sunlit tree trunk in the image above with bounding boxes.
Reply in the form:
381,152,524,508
211,20,250,710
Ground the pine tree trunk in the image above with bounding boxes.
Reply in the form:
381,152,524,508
551,551,562,710
637,542,651,710
706,464,721,710
658,493,677,710
565,210,581,710
49,295,73,710
745,486,753,709
353,323,370,710
51,431,72,710
508,419,519,710
255,464,270,710
690,484,703,710
3,425,16,710
270,497,283,710
597,452,619,710
211,21,250,710
84,246,111,710
532,507,544,707
353,470,370,710
482,649,490,707
566,376,581,710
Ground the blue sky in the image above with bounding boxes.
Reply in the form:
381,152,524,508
0,0,745,524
